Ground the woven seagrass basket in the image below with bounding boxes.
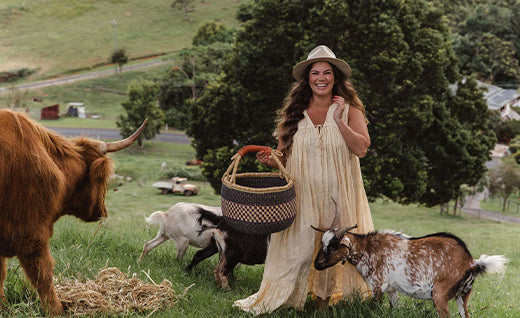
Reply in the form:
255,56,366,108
221,145,296,234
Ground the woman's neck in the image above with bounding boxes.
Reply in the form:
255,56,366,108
309,95,332,109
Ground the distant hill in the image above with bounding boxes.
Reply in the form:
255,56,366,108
0,0,245,80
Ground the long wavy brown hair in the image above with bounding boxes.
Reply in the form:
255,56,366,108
276,62,366,156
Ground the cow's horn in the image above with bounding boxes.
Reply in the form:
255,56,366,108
104,119,148,152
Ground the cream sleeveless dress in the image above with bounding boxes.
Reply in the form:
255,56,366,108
233,103,374,315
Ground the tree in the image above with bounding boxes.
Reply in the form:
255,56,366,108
117,80,165,146
452,3,520,84
158,42,233,129
192,21,235,46
488,158,520,211
110,47,129,73
417,77,496,206
490,112,520,143
172,0,195,21
188,0,495,206
158,21,234,130
508,136,520,164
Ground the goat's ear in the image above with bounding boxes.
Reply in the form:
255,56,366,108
311,225,327,233
339,236,352,247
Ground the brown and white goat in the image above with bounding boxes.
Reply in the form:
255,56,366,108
312,223,507,318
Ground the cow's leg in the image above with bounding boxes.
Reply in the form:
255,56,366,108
0,257,6,308
138,234,169,261
18,245,64,316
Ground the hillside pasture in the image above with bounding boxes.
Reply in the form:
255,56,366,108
0,0,244,80
1,141,518,317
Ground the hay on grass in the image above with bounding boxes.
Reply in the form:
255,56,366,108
55,267,185,315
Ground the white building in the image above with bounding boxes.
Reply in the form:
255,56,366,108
477,81,520,120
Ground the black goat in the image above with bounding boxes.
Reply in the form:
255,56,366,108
186,207,270,288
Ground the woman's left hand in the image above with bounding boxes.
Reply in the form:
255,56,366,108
332,95,346,122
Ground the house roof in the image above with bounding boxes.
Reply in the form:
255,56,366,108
477,80,520,110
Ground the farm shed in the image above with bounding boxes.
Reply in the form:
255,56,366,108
41,104,59,119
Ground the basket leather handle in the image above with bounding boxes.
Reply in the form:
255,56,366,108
223,145,291,184
238,145,272,157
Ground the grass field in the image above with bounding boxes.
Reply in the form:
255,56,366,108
2,141,519,317
1,1,519,317
0,0,245,79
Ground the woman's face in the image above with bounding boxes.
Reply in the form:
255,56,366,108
308,62,334,98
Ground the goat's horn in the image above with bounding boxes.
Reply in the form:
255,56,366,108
335,224,358,239
104,119,148,153
310,225,327,233
329,197,341,230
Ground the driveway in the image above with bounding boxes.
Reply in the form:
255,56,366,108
0,59,169,93
459,143,520,224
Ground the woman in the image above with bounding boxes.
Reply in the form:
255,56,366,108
233,45,374,314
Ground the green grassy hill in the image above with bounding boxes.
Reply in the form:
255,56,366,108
0,0,245,80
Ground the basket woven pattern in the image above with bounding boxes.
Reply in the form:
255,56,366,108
221,146,296,234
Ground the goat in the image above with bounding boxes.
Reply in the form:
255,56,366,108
312,222,507,318
186,208,270,289
138,203,222,261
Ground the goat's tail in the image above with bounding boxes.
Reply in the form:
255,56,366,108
145,211,166,227
473,254,508,275
454,255,507,296
196,207,223,226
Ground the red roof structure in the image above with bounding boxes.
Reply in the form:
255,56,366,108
41,104,59,120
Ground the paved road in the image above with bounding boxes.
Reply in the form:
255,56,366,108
461,191,520,224
46,126,190,144
0,59,169,93
461,206,520,224
1,58,189,143
461,164,520,224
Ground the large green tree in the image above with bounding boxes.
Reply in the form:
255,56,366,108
158,22,233,129
189,0,495,206
452,3,520,84
117,80,165,146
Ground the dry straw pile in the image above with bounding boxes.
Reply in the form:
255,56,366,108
55,267,186,315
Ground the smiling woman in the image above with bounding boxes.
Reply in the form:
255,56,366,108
234,45,374,315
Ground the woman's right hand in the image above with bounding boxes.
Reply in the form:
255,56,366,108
256,150,271,165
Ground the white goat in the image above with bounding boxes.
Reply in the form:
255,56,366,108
312,223,507,318
138,202,222,261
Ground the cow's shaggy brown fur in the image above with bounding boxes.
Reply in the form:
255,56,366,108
0,110,144,315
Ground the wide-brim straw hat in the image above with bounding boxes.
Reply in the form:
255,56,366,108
292,45,351,81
